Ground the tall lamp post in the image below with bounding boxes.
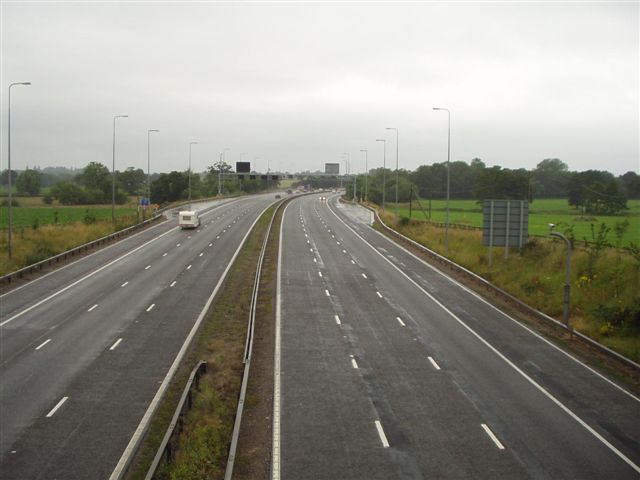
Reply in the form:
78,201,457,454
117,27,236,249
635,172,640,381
433,107,450,254
7,81,31,260
112,114,128,229
386,127,399,207
549,224,572,330
188,141,198,203
376,139,386,209
360,149,368,202
147,129,159,205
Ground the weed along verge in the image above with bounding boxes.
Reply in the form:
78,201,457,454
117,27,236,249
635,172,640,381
125,203,282,480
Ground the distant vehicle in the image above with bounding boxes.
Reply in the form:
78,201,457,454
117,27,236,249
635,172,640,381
275,194,282,199
178,210,200,229
287,189,293,195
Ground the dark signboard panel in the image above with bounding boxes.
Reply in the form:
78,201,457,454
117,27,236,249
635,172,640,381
236,161,251,173
325,163,340,175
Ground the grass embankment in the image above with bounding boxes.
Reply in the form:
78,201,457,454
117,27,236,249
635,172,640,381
390,198,640,247
0,197,141,275
377,209,640,362
126,203,279,480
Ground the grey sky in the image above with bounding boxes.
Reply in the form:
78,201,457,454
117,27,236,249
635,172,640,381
1,2,638,176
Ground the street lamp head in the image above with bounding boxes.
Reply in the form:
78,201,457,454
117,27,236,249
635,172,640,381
21,82,31,86
376,139,385,142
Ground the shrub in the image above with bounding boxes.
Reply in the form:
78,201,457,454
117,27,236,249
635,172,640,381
43,194,53,205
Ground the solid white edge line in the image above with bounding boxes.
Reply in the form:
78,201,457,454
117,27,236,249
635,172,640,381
110,201,273,480
482,423,506,450
110,338,123,351
1,223,179,328
368,210,640,403
46,396,68,418
146,304,155,312
396,317,406,327
35,338,51,350
272,202,287,480
335,315,341,325
327,201,640,473
428,356,441,370
374,420,390,448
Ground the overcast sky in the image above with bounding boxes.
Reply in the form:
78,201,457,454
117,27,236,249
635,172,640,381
1,1,638,176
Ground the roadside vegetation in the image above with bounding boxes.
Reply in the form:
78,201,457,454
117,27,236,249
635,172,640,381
0,199,141,275
375,209,640,362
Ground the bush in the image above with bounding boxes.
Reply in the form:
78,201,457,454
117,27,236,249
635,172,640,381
1,198,20,207
25,237,55,265
83,209,97,225
592,299,640,334
43,194,53,205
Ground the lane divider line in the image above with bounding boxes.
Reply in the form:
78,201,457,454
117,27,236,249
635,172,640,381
110,338,123,351
335,315,341,325
146,304,155,312
481,424,505,450
374,420,390,448
326,200,640,473
170,281,177,288
121,282,129,287
351,358,359,369
46,396,68,418
396,317,406,327
376,292,383,298
88,304,98,312
428,356,441,370
35,339,51,350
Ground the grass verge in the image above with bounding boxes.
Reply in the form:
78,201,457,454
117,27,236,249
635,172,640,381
125,202,280,480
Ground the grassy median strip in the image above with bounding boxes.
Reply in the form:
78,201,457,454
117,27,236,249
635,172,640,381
126,203,279,480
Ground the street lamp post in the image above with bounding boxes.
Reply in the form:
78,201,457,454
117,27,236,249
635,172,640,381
386,127,399,207
7,81,31,260
360,149,368,202
549,224,572,330
376,139,386,209
112,114,128,229
188,141,198,203
433,107,451,254
147,129,159,206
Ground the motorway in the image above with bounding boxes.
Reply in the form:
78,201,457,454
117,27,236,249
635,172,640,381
0,194,276,479
275,193,640,479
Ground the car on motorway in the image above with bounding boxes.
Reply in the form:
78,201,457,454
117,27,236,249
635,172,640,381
178,210,200,229
275,194,282,199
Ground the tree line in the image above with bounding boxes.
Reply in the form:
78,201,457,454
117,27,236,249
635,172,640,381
1,160,279,205
347,158,638,215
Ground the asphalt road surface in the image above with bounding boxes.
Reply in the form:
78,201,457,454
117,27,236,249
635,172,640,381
0,194,276,479
275,193,640,479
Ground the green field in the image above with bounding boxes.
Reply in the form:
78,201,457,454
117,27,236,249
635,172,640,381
0,205,139,229
389,198,640,247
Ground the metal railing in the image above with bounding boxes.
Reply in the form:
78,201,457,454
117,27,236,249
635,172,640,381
362,203,640,372
1,214,163,286
145,361,208,480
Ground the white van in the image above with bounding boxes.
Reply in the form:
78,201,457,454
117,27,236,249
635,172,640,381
178,210,200,229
